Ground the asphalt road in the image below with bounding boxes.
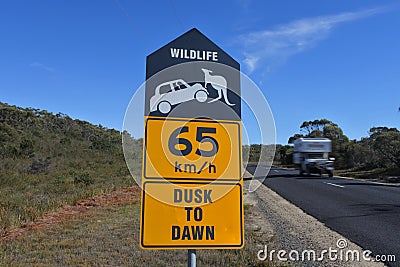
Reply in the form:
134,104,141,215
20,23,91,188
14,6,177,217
247,165,400,267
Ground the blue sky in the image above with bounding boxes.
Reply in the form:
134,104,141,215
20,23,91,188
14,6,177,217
1,0,399,144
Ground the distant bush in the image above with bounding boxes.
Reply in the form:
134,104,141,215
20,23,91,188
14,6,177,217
73,171,94,186
19,138,35,158
28,157,51,174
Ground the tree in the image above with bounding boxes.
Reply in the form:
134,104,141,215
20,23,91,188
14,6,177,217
277,145,293,165
369,127,400,167
288,134,303,144
346,138,374,168
300,119,332,136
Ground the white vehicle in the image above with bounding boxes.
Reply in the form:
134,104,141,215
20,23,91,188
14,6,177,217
150,79,208,114
293,138,335,177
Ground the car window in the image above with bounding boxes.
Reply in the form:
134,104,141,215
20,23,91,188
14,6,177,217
307,153,324,159
159,84,172,94
175,81,188,90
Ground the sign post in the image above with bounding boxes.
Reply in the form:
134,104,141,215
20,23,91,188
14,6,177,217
188,249,196,267
140,28,243,258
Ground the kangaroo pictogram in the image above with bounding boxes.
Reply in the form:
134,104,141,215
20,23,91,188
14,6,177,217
201,68,235,106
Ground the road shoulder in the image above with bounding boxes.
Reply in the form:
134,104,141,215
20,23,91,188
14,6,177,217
244,179,386,267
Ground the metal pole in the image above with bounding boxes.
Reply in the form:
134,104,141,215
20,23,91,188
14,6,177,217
188,249,196,267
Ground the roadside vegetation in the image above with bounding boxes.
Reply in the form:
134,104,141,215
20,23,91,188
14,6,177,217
0,195,277,266
0,102,141,232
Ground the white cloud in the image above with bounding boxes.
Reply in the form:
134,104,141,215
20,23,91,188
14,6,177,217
239,7,388,73
30,62,55,73
243,53,259,72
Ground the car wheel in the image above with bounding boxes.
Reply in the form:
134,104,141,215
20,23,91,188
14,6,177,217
195,90,207,103
158,101,171,114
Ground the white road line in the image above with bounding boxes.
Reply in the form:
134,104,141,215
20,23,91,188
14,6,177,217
325,182,345,188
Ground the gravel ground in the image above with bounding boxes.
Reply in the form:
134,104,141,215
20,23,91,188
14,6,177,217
244,179,386,267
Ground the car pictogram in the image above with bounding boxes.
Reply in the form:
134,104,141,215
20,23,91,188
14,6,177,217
150,79,208,114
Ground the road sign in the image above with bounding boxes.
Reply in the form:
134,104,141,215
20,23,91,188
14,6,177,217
140,28,243,249
141,182,243,248
144,117,241,180
145,28,240,120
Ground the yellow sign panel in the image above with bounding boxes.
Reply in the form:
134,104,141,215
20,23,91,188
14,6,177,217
140,181,244,249
144,117,241,180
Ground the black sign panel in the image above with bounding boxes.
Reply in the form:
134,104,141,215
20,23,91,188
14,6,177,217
145,28,240,121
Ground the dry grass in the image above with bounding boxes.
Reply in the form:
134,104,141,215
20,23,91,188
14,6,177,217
0,198,279,266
